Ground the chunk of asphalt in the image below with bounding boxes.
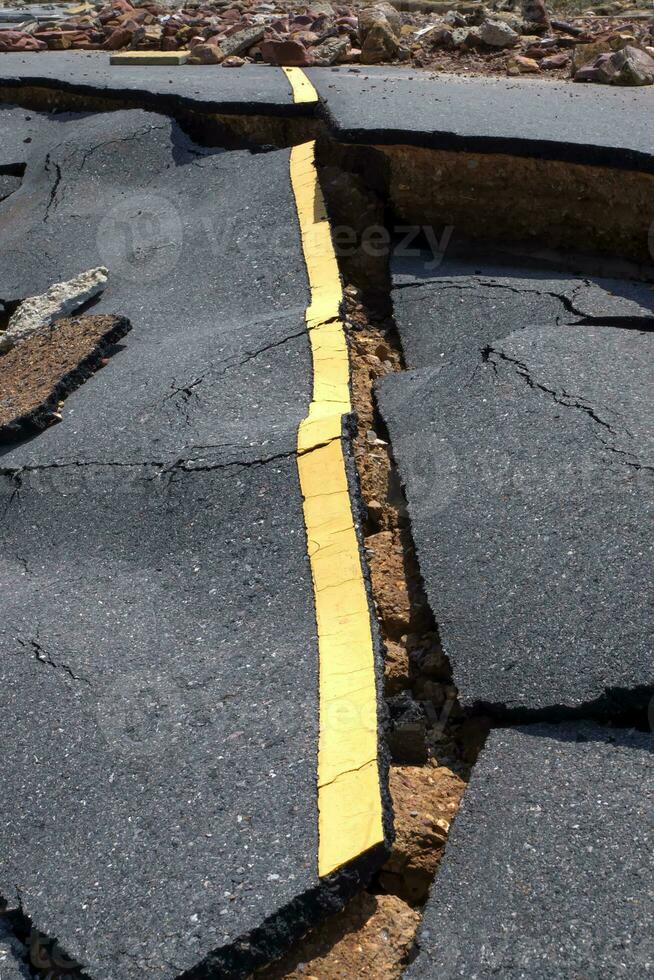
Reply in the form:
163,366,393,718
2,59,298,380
0,52,301,118
307,67,654,172
0,459,384,980
377,321,654,717
0,266,109,353
405,723,654,979
390,253,654,371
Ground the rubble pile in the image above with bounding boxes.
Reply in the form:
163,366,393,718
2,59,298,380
0,0,652,82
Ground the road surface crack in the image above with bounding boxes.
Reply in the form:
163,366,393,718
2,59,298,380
43,154,62,223
17,637,87,684
318,758,377,789
486,347,623,437
76,124,167,172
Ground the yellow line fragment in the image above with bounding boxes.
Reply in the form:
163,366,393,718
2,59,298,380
289,132,385,878
282,66,319,104
110,51,189,65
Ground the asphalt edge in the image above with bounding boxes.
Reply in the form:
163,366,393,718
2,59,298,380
0,64,653,173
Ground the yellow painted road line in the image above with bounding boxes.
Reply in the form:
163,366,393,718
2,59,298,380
282,66,319,105
289,134,385,877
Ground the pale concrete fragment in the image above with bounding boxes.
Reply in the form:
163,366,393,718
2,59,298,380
0,267,109,353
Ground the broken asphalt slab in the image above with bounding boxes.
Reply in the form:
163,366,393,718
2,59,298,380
0,108,311,467
1,58,654,174
0,52,301,118
0,109,388,978
0,462,323,980
405,724,654,979
308,68,654,172
390,254,654,374
378,259,654,718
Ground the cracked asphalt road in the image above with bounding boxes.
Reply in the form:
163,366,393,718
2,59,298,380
379,252,654,718
2,67,654,980
0,107,385,980
0,109,311,468
382,251,654,976
406,724,654,979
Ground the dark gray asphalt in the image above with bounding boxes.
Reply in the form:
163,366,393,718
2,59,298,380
379,256,654,717
0,52,298,116
391,254,654,373
0,109,310,467
0,109,384,979
308,67,654,171
406,724,654,979
0,463,320,980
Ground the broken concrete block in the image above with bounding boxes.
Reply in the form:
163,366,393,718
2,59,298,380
0,267,109,353
597,44,654,85
480,19,518,48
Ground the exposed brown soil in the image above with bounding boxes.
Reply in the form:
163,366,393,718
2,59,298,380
259,892,420,980
380,764,465,905
378,143,654,265
257,764,465,978
0,313,130,441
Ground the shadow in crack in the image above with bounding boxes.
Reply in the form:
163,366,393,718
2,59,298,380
0,162,26,204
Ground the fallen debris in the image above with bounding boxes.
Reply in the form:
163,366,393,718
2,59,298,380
359,1,402,63
0,313,130,440
479,18,518,48
1,0,653,81
0,266,109,353
574,40,654,82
